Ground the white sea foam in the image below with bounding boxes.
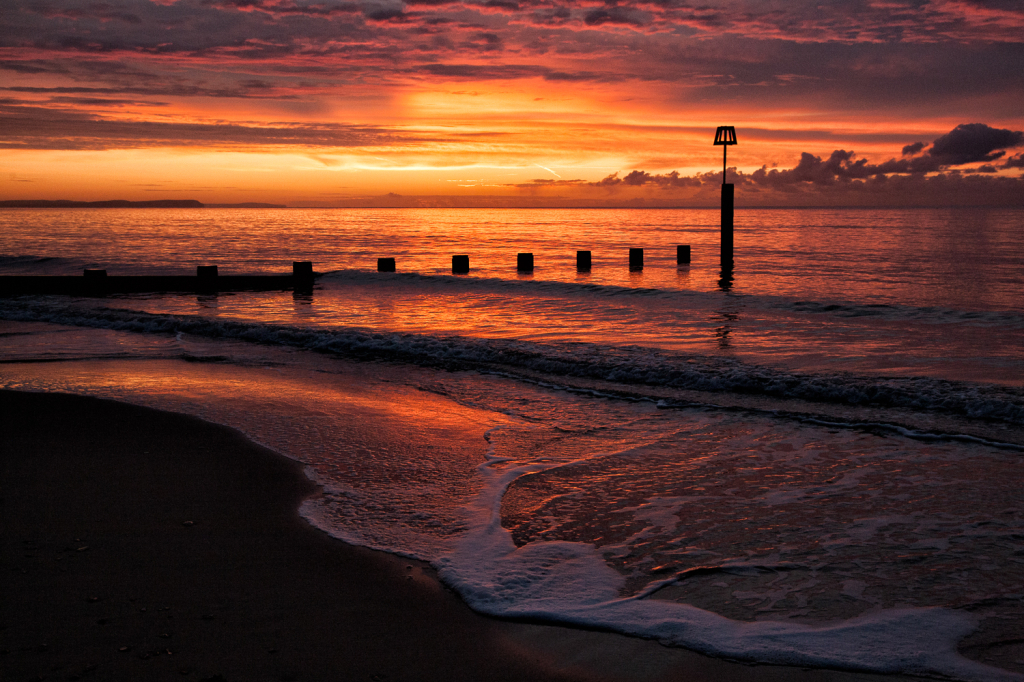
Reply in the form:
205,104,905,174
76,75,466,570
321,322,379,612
437,437,1021,680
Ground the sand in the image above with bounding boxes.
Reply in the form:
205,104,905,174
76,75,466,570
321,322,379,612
0,389,915,682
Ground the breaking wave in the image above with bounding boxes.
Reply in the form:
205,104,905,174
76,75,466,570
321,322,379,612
2,298,1023,427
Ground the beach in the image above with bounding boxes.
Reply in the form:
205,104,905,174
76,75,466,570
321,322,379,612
1,206,1022,680
1,388,919,682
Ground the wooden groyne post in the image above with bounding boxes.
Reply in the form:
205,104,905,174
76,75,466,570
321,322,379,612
452,255,469,273
292,261,313,280
292,261,314,294
577,250,591,272
629,248,643,271
1,264,320,297
677,245,690,264
83,268,107,295
377,258,396,272
197,265,218,293
517,253,534,272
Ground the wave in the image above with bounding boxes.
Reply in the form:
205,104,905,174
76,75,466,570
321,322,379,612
322,269,689,299
320,270,1024,328
2,298,1023,428
779,299,1024,327
0,255,88,276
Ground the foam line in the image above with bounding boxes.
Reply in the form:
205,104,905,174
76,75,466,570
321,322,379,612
2,299,1022,427
436,444,1022,681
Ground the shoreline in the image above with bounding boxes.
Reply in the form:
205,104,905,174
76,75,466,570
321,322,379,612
1,389,917,681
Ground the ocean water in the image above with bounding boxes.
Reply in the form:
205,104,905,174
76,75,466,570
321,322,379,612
1,207,1023,680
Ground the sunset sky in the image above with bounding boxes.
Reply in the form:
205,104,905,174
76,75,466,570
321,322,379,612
2,0,1023,206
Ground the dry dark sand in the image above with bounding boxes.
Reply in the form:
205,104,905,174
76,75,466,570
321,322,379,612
1,390,917,682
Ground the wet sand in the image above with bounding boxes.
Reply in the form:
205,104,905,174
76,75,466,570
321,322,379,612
0,389,915,682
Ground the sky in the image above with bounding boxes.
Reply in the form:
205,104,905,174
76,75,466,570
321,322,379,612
1,0,1023,206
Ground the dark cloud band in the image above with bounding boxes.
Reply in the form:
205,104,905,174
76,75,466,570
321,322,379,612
0,103,432,150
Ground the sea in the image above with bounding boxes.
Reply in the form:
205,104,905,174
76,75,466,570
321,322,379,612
1,207,1022,680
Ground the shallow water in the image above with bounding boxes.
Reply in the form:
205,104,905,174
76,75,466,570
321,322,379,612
1,207,1020,315
2,207,1023,679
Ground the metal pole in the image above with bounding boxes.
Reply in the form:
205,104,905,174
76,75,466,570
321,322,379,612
721,183,734,267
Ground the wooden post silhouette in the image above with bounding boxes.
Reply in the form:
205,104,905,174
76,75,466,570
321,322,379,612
377,257,396,272
292,261,314,294
452,255,469,273
197,265,218,293
83,268,107,296
577,250,591,271
629,248,643,270
677,245,691,264
517,253,534,272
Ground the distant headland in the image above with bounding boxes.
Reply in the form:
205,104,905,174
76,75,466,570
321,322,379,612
0,200,287,209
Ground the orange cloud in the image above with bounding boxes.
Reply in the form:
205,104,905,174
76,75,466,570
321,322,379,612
0,0,1022,205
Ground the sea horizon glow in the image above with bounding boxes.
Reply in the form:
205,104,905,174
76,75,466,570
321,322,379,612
2,0,1023,206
